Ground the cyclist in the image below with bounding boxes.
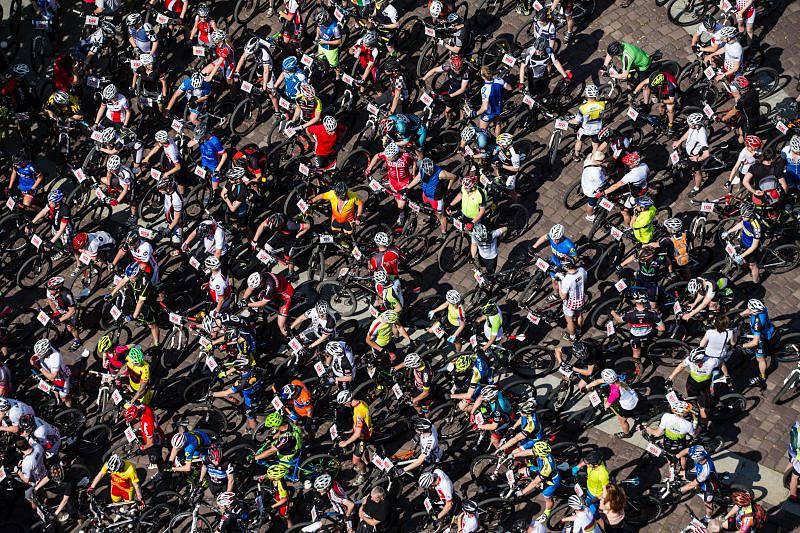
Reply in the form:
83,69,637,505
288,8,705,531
290,300,336,349
692,14,724,51
189,4,219,48
610,290,665,372
103,155,137,218
240,271,295,337
30,338,72,407
336,390,372,485
188,122,229,196
276,0,304,43
205,255,233,315
555,340,600,389
307,115,344,169
44,90,83,124
166,72,212,127
572,450,609,510
618,245,668,309
112,230,159,283
410,156,457,237
252,411,303,463
603,41,652,89
368,231,402,281
94,84,133,129
306,474,356,531
681,275,731,321
365,142,417,227
314,9,343,76
375,57,408,115
739,298,776,388
204,30,237,84
743,149,784,222
469,384,513,449
169,423,213,472
421,55,470,123
580,151,607,222
721,76,760,144
198,443,235,497
450,351,493,412
635,71,678,134
705,26,743,82
470,222,507,274
7,155,44,209
231,144,269,185
671,113,710,197
518,36,571,99
365,310,410,364
235,37,280,113
262,464,294,527
720,202,762,283
210,356,263,430
118,345,152,405
182,219,228,261
678,445,719,521
557,256,588,341
392,353,434,414
447,174,487,229
584,368,640,438
215,491,252,532
310,181,364,235
427,289,467,351
630,195,658,245
472,66,512,137
106,262,161,346
0,398,35,435
532,223,578,300
569,84,606,161
88,454,145,508
219,167,250,227
125,13,159,58
275,56,308,105
251,212,311,273
325,340,356,389
132,53,167,115
142,130,184,192
698,314,736,380
418,469,456,522
43,276,82,350
373,270,404,313
31,189,74,252
350,31,380,87
459,125,495,161
559,495,601,533
718,490,765,532
123,403,164,469
291,82,322,130
17,438,47,518
515,440,561,518
18,414,60,458
667,347,719,427
400,417,442,472
599,152,649,225
277,379,314,425
644,400,699,455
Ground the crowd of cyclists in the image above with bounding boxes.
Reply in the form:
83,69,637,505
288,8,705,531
1,0,800,530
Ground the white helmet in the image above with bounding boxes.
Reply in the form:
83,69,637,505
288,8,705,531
429,0,443,17
326,341,343,356
384,142,399,159
687,278,702,295
747,299,765,312
34,338,51,355
336,389,353,404
190,72,204,89
101,84,117,100
155,130,169,143
245,37,260,55
548,224,565,241
403,352,423,369
216,491,235,506
481,385,498,401
106,454,123,472
419,471,436,488
247,272,262,289
461,126,476,142
568,495,584,510
204,256,221,270
686,113,703,127
790,136,800,154
382,5,398,20
140,53,153,66
374,232,390,247
584,84,599,98
719,26,738,38
314,474,333,490
202,315,215,333
210,29,226,43
663,217,682,233
601,368,618,384
171,432,186,448
420,158,434,175
101,127,116,143
53,91,70,105
373,270,388,284
322,115,338,133
445,289,461,305
106,155,121,171
125,13,142,26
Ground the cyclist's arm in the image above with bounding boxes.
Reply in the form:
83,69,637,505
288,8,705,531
667,361,686,381
396,324,411,343
50,219,68,244
166,87,184,111
422,65,444,82
94,103,107,126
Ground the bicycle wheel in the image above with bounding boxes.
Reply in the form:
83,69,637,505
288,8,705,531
427,401,468,440
401,512,440,533
416,41,438,78
710,393,746,421
563,180,586,210
77,423,112,455
773,371,800,404
180,405,231,435
17,254,53,289
52,408,87,437
667,0,709,26
394,16,424,60
775,332,800,363
514,20,538,49
469,453,511,488
477,497,514,529
168,511,213,533
577,241,603,274
138,184,162,224
137,504,174,532
229,96,262,136
647,338,691,367
31,35,50,74
300,453,340,481
396,233,431,267
183,376,212,404
749,67,779,99
762,243,800,274
437,231,469,273
625,494,662,526
496,202,529,241
595,242,623,280
316,280,358,316
5,307,39,347
509,347,556,379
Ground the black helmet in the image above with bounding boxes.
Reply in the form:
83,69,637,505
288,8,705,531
124,229,140,246
532,36,548,54
584,450,601,465
607,41,622,56
703,14,716,29
383,58,400,74
18,414,34,432
413,417,433,433
572,341,588,361
196,221,212,238
333,181,348,198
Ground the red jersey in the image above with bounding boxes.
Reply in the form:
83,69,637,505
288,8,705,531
260,273,294,315
138,405,164,445
196,19,211,44
369,247,401,277
379,152,414,192
165,0,184,13
307,124,344,157
54,56,75,92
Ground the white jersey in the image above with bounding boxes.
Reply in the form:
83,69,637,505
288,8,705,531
560,268,587,302
203,225,228,256
85,231,115,258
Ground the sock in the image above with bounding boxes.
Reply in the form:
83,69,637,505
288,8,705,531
544,508,552,517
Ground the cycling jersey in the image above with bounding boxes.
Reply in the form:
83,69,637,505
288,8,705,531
412,363,433,392
723,41,743,73
483,309,504,341
622,309,662,337
781,146,800,189
286,379,313,418
479,77,506,117
47,288,75,315
307,123,342,157
632,205,657,244
469,353,492,388
417,427,442,462
129,24,157,54
45,94,81,119
200,135,226,171
379,151,415,192
369,247,401,278
208,271,232,303
741,217,761,248
125,361,150,392
318,21,342,50
684,354,718,383
586,463,609,499
460,186,486,220
296,96,322,122
658,413,695,441
620,42,651,72
446,303,465,327
258,273,294,316
204,456,234,485
179,77,212,106
441,62,469,93
352,401,372,439
102,460,139,502
749,309,775,342
137,404,164,445
195,18,212,45
180,430,212,462
325,481,351,515
519,412,543,440
430,468,454,502
693,456,718,493
301,307,336,339
104,95,130,124
283,71,308,99
420,164,445,200
214,43,236,78
230,370,264,409
319,190,362,224
368,318,393,347
523,48,555,78
576,100,606,135
548,236,577,268
1,399,34,427
636,255,666,284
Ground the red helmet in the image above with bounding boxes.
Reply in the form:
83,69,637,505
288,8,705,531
72,232,89,250
621,152,641,167
207,443,222,464
379,118,393,136
123,405,139,423
462,174,478,189
450,55,463,72
731,490,751,506
745,135,762,150
732,75,749,90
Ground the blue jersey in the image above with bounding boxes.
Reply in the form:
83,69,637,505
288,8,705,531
693,457,717,491
230,370,263,408
530,454,561,482
284,71,307,99
488,391,512,420
420,165,443,200
782,147,800,190
548,236,577,264
182,430,212,462
479,78,506,116
749,309,775,342
200,136,225,171
740,218,761,249
519,412,543,440
179,78,212,101
15,163,38,192
318,22,342,50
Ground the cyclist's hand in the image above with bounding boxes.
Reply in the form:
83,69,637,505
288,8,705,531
594,191,604,199
109,199,119,206
516,82,524,90
733,254,744,265
103,293,112,301
446,335,456,344
427,310,436,320
720,231,729,240
137,499,146,510
87,486,95,494
465,222,473,231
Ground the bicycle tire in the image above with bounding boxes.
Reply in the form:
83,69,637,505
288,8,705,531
183,376,213,404
749,67,779,99
773,371,800,404
427,401,469,440
401,511,441,533
316,280,358,317
475,497,515,529
138,184,162,224
229,96,262,136
78,423,112,455
626,494,662,525
509,347,556,379
667,0,709,26
710,393,746,421
497,202,529,241
648,338,691,367
578,241,604,275
180,405,232,435
518,270,548,307
416,41,438,79
300,453,340,481
52,408,87,437
563,180,586,210
547,128,563,167
396,233,431,267
395,16,425,61
168,511,213,533
137,503,175,532
775,332,800,363
437,231,469,273
17,254,54,289
595,241,623,280
762,243,800,274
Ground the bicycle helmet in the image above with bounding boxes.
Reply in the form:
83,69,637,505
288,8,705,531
562,495,584,511
649,72,665,87
429,0,443,17
404,352,423,369
671,401,691,416
127,346,145,365
632,290,648,303
447,12,462,23
606,41,622,55
323,115,338,133
597,127,612,142
532,440,552,457
702,14,716,29
481,385,498,401
326,341,343,356
101,83,117,101
280,384,299,401
34,338,51,355
231,354,249,369
732,491,751,506
124,262,141,278
155,130,169,143
315,300,328,317
336,389,353,404
462,174,478,190
156,175,173,191
497,133,513,148
299,83,316,100
98,127,116,145
548,224,565,241
689,347,705,364
601,368,618,384
689,445,708,461
210,29,226,44
481,302,497,316
190,72,204,89
445,289,461,305
314,8,331,25
413,417,433,433
462,499,479,513
333,181,349,199
747,299,765,312
204,256,221,270
18,414,34,432
477,131,490,149
380,310,399,324
123,405,139,423
621,152,641,167
216,491,235,506
52,90,70,105
125,13,142,26
263,213,285,231
461,126,476,142
362,31,378,47
97,335,112,354
745,135,762,150
48,189,63,204
383,58,400,74
314,474,333,490
373,270,388,285
739,202,755,218
719,26,738,39
207,443,222,464
664,216,685,234
106,155,121,172
263,411,284,428
373,231,390,247
454,354,475,372
106,454,123,472
635,195,653,208
684,113,703,128
449,55,463,72
584,84,599,98
732,75,749,91
419,471,436,489
472,223,488,242
282,56,298,72
384,142,399,160
99,20,116,37
49,463,64,483
47,276,65,289
519,398,537,413
571,341,588,361
416,158,435,176
196,3,210,16
11,63,30,77
790,136,800,154
0,398,9,412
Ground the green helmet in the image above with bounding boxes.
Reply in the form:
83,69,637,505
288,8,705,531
264,411,284,428
481,302,497,316
127,346,145,365
454,354,476,372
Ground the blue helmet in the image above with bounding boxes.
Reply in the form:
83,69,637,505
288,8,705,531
47,189,63,204
282,56,298,72
395,116,409,136
476,132,490,149
124,262,141,278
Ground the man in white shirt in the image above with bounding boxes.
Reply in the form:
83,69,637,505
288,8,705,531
580,151,607,222
558,256,588,342
672,112,710,196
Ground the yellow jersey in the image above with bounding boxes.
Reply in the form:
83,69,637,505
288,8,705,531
126,361,150,392
102,461,139,499
352,400,372,439
319,190,362,223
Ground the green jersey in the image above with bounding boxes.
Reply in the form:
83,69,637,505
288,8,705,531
621,43,651,72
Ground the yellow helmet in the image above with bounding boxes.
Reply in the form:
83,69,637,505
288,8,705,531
97,335,112,354
532,441,552,457
266,463,290,480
